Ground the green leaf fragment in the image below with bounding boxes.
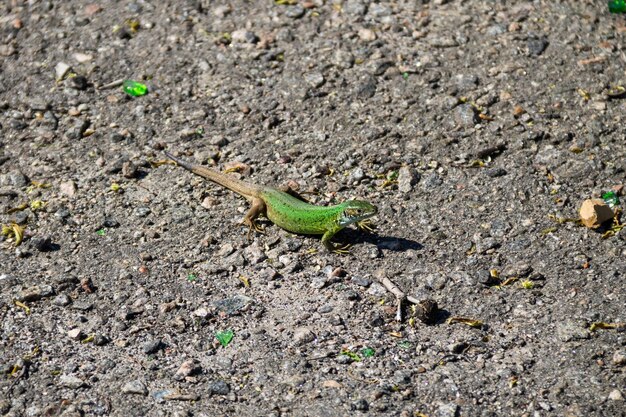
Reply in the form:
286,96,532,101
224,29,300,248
602,191,620,208
215,330,234,347
398,341,411,349
96,228,106,236
122,80,148,97
360,347,375,357
187,274,197,282
340,350,361,362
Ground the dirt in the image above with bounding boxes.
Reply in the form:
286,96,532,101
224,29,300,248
1,1,625,416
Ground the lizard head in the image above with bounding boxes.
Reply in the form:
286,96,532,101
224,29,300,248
338,200,378,227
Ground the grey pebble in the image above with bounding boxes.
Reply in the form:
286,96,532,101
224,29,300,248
344,0,367,16
17,285,55,302
486,24,506,36
351,277,371,287
333,50,354,69
293,327,316,345
209,380,230,395
143,339,163,354
71,301,93,311
122,380,148,396
557,320,590,342
0,171,28,188
310,275,327,290
65,119,90,139
55,207,71,219
397,166,420,193
454,104,479,127
421,173,443,189
613,350,626,366
133,207,151,217
55,62,71,80
231,29,258,44
304,72,325,88
454,74,479,91
317,304,333,314
367,282,387,297
436,402,459,417
349,167,365,182
213,294,254,316
285,5,305,18
59,375,86,389
53,294,72,306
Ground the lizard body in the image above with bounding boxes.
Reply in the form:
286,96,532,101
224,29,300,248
164,152,377,251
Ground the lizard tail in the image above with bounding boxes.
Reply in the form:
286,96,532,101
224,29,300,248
164,151,260,199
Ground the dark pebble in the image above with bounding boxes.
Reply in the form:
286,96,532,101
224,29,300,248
484,168,507,178
30,235,52,252
528,37,549,56
69,75,88,90
143,339,163,354
102,216,120,228
209,380,230,395
352,399,369,411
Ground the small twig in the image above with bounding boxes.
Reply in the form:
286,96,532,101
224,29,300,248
375,270,407,322
98,79,124,90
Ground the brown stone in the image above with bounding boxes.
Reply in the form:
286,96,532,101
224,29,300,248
579,199,613,229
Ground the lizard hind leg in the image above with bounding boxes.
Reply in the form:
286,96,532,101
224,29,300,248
241,198,267,240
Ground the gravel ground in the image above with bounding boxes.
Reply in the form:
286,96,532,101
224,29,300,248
1,0,625,416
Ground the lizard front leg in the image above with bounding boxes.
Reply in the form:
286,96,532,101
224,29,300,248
242,197,267,237
321,225,351,254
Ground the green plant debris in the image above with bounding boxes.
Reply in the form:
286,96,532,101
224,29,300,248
547,214,582,225
238,275,250,287
215,330,234,347
96,228,106,236
26,181,51,194
14,300,30,315
110,183,121,192
602,191,620,208
447,317,483,329
81,334,95,344
360,347,375,358
6,203,29,214
340,350,361,362
30,200,47,211
379,170,399,188
2,223,24,246
540,226,558,235
187,274,197,282
589,322,624,331
520,280,534,289
275,0,298,5
122,80,148,97
398,341,412,349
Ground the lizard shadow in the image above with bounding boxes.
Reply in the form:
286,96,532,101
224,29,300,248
336,229,423,252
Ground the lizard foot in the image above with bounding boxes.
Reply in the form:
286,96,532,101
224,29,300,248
241,219,265,241
331,243,352,255
356,219,376,233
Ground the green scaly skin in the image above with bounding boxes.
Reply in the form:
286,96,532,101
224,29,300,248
164,152,377,252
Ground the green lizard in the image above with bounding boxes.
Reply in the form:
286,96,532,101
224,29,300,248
164,152,377,252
